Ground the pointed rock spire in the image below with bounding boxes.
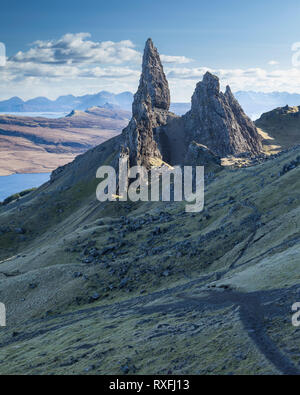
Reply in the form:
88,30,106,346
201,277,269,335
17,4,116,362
132,38,170,117
202,71,220,92
121,39,171,168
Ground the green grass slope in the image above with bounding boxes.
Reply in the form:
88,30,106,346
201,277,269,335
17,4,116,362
255,105,300,153
0,140,299,375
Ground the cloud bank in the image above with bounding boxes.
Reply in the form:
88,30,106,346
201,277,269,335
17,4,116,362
0,32,299,102
11,33,142,65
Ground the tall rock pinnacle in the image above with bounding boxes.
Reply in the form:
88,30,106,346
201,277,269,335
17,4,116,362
183,72,262,157
121,38,171,168
133,38,170,112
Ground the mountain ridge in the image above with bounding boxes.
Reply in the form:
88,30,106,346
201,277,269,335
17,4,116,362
0,91,134,113
2,91,300,120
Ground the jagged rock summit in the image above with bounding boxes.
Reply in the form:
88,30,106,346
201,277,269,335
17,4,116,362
121,38,172,169
182,72,263,157
119,40,262,170
135,38,170,111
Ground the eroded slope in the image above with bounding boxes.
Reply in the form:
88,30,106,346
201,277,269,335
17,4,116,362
0,144,299,374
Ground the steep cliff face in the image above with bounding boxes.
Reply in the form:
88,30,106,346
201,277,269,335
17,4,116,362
121,38,172,168
182,72,262,157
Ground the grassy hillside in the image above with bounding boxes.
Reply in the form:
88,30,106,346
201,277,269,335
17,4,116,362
0,137,299,374
255,105,300,154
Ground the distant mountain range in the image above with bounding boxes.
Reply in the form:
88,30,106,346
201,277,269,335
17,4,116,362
1,91,300,120
0,91,134,113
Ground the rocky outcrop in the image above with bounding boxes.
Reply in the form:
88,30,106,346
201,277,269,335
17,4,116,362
182,72,262,157
255,105,300,152
185,142,222,172
121,38,171,168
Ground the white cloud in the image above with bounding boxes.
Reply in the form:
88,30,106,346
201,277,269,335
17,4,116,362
11,33,142,65
0,60,140,100
268,60,279,66
166,66,300,102
0,34,145,99
1,32,300,102
160,55,193,64
79,66,140,79
0,33,195,100
166,67,210,80
10,33,193,67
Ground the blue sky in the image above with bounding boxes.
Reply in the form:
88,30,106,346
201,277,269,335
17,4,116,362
1,0,300,101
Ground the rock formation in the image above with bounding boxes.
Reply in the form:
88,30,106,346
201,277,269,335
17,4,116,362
182,72,262,157
121,38,172,169
185,142,222,172
119,40,262,171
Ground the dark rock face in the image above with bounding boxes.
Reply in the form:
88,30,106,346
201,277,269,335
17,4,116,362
121,38,171,168
119,41,262,171
185,142,222,172
182,72,262,157
134,38,170,111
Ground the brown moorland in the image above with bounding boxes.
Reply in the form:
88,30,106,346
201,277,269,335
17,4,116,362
0,106,130,175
